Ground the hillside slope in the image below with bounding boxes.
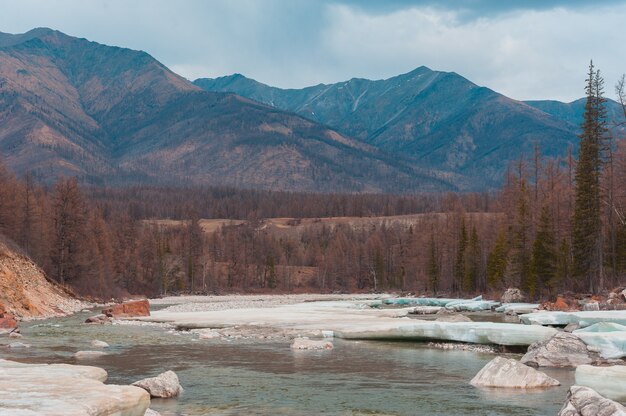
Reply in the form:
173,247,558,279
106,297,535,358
195,68,582,187
0,236,83,319
0,28,452,192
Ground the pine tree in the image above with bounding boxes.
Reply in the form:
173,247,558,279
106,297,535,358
463,225,480,292
530,206,557,299
572,61,608,292
487,229,508,290
554,239,570,294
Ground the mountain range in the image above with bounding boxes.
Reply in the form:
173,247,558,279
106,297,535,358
195,71,623,188
0,28,622,192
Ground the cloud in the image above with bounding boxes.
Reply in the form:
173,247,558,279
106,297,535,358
319,2,626,100
0,0,624,101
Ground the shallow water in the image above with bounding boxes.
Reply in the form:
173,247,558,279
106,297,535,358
1,309,574,415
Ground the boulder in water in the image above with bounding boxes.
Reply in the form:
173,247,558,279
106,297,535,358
103,299,150,318
0,359,149,415
0,303,18,334
7,341,30,349
91,340,109,348
558,385,626,416
470,356,560,388
132,370,183,398
521,332,598,368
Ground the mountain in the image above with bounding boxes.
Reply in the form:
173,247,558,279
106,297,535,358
195,68,584,186
525,98,624,131
0,29,451,192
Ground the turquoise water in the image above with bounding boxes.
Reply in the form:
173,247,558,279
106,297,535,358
1,310,573,415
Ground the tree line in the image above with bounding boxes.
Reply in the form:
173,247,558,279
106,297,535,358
0,62,624,299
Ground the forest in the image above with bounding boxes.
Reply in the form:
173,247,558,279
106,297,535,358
0,64,624,300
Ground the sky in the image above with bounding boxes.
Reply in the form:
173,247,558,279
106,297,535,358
0,0,624,101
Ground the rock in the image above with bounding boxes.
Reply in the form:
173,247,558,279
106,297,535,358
427,342,498,353
564,323,580,333
470,356,560,388
436,308,456,315
622,289,626,302
583,302,600,311
541,296,577,311
133,370,182,398
85,314,112,324
103,299,150,318
521,332,598,367
575,365,626,402
194,328,222,339
91,340,110,348
558,385,626,416
501,288,525,303
8,331,22,338
74,350,107,360
435,313,472,322
0,303,18,332
573,323,626,359
408,306,443,314
144,409,162,416
291,337,334,350
0,359,150,415
7,342,30,349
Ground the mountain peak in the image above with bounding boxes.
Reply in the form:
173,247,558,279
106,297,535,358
0,27,58,47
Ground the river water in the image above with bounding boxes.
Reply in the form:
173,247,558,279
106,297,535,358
1,309,573,415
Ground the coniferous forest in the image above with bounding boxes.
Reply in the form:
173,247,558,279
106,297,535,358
0,63,625,300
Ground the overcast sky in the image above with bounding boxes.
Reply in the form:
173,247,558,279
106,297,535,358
0,0,624,101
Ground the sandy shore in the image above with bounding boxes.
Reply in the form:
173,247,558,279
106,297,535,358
151,293,389,313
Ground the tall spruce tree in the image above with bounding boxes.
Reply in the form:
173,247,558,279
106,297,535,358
530,206,557,299
463,226,480,292
572,61,608,292
487,229,508,290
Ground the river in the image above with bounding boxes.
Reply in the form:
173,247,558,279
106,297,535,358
1,307,573,415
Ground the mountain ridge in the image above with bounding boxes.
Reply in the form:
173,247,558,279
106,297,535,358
194,69,585,186
0,28,453,192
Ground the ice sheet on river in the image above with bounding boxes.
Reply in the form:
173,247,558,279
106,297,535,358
575,364,626,402
495,303,540,314
384,296,500,312
573,323,626,359
519,311,626,327
0,359,150,416
137,300,556,346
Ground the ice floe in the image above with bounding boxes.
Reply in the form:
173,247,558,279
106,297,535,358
575,365,626,402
